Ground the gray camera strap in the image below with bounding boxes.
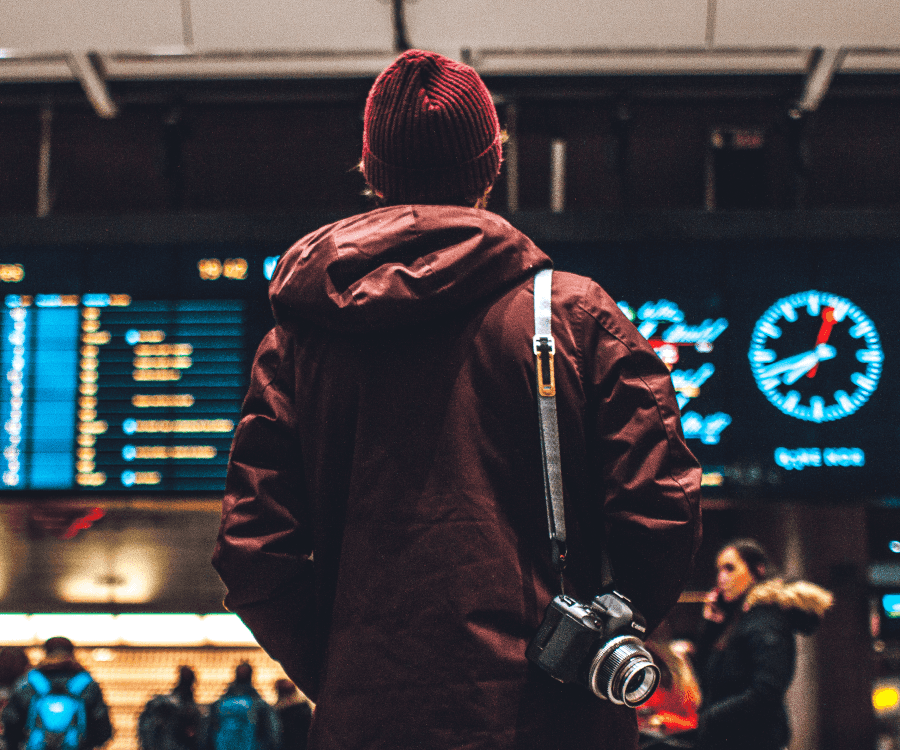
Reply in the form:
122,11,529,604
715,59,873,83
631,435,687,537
533,268,567,585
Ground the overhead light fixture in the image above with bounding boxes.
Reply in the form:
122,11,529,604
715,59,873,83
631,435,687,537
0,613,258,647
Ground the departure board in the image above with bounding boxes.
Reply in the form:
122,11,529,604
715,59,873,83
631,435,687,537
1,295,245,491
0,235,898,501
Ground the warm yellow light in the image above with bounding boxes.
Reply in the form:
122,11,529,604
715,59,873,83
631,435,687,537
134,446,216,460
77,448,95,460
79,371,98,383
132,394,195,408
76,472,106,486
198,258,223,280
0,615,33,643
79,383,98,396
874,687,900,711
128,419,233,434
76,460,95,473
80,345,99,357
82,331,111,345
0,614,259,647
80,358,98,371
133,356,192,369
78,410,97,422
132,330,165,343
81,320,100,332
0,264,24,283
79,396,97,409
77,434,97,448
701,472,725,487
58,546,160,606
30,615,118,646
133,344,193,356
133,370,181,381
223,258,248,280
109,295,131,306
82,308,100,320
129,472,162,485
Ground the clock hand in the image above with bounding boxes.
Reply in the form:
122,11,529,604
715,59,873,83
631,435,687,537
782,343,837,384
807,306,835,378
759,344,836,383
759,349,820,379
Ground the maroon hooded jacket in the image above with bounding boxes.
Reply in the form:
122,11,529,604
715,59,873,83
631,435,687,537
213,204,702,750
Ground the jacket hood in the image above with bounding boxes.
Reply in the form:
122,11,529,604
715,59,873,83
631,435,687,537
269,205,551,332
744,578,834,634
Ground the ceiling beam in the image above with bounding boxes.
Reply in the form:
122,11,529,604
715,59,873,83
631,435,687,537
794,47,844,113
67,52,118,118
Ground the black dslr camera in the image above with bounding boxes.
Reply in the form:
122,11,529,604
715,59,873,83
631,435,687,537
526,590,660,707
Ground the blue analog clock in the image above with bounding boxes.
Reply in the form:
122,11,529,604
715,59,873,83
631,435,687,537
749,290,883,422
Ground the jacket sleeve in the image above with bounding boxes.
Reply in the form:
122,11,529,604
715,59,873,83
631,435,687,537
211,326,320,699
85,681,113,749
697,608,795,740
583,286,703,631
1,680,31,750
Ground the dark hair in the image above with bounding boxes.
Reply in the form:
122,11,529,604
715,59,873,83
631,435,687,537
720,538,774,583
175,666,196,695
43,636,75,656
234,662,253,683
357,160,494,209
0,646,30,687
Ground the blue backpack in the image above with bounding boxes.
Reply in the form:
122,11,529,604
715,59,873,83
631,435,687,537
24,670,93,750
213,695,258,750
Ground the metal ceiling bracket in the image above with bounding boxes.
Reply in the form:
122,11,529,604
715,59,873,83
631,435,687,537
794,47,845,114
67,52,118,118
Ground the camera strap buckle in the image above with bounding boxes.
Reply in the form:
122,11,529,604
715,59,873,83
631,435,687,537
534,269,567,581
533,335,556,397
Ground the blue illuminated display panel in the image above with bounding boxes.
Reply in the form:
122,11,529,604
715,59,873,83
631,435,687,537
1,295,245,492
0,244,267,494
554,239,899,500
0,238,897,500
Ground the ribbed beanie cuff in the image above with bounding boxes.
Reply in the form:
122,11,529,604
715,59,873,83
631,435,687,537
362,49,502,204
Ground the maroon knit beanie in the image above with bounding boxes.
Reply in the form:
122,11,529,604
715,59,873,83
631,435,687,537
362,49,502,204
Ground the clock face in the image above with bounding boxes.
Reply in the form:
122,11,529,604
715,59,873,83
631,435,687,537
749,290,883,422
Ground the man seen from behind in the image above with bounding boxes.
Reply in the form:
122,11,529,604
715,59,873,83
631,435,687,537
213,48,702,750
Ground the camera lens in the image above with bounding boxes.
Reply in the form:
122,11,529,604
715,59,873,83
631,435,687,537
588,635,660,707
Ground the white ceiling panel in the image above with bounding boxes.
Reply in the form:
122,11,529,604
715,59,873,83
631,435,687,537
715,0,900,47
405,0,709,61
189,0,394,53
1,0,184,53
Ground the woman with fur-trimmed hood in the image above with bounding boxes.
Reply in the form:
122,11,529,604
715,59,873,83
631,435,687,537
694,538,833,750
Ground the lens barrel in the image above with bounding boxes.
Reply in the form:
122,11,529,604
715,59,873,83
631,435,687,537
588,635,660,707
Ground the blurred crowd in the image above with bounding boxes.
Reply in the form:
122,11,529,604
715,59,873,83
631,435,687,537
0,638,312,750
0,537,833,750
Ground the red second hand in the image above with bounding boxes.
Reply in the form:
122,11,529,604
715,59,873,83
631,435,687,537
807,306,835,378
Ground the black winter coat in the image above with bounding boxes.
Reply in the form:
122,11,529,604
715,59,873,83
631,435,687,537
695,579,832,750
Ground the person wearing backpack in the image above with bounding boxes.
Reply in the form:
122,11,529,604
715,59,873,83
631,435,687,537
203,664,279,750
1,637,112,750
138,666,202,750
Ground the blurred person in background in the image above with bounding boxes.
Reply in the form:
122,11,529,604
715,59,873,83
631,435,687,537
1,636,112,750
203,663,279,750
694,538,833,750
272,681,311,750
213,47,701,750
0,647,31,750
638,627,700,749
139,666,202,750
